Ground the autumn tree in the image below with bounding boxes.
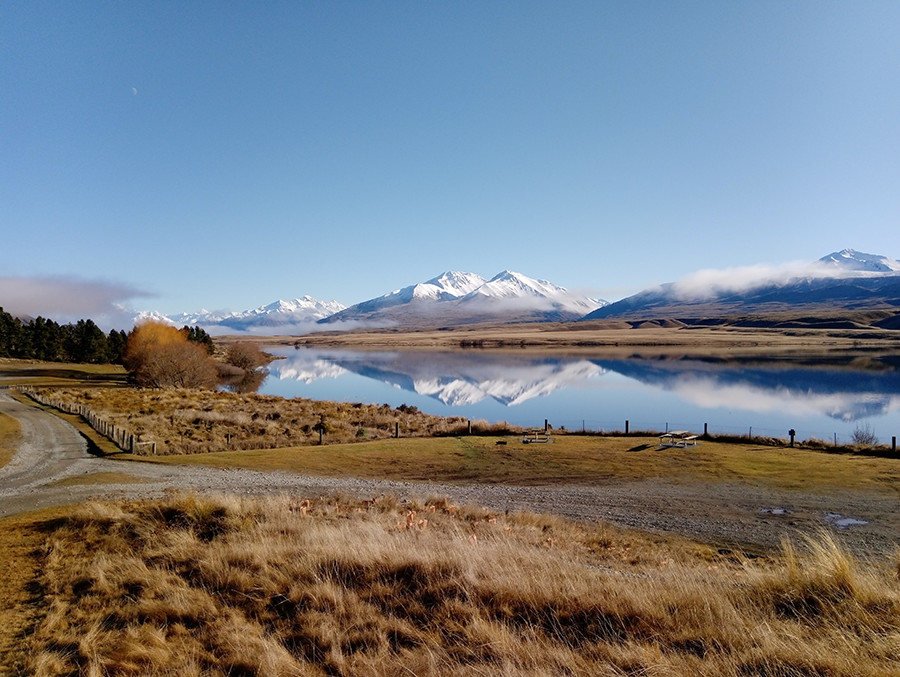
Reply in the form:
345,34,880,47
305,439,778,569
124,320,216,389
225,342,267,372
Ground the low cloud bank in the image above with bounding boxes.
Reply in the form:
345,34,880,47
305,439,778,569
669,261,883,301
0,275,150,327
204,318,396,337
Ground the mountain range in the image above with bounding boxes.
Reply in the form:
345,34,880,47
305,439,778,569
582,249,900,324
319,270,606,326
132,297,346,333
133,250,900,332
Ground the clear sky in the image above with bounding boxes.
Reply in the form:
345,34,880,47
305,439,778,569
3,1,899,320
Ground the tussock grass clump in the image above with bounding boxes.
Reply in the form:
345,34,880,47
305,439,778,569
24,493,900,676
40,388,482,455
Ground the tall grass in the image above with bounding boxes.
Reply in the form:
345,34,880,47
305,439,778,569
25,493,900,676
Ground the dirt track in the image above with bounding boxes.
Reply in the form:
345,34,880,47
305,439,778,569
1,393,896,557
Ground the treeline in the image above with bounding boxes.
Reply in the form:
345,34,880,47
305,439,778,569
0,307,214,365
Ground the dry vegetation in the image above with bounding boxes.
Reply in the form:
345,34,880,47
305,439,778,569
40,388,514,455
254,318,900,355
18,492,900,676
0,410,21,469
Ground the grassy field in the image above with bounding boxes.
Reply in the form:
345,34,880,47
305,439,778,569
0,411,21,469
5,493,899,676
112,433,900,494
0,358,128,388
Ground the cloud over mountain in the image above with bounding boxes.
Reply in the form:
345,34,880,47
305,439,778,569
0,275,150,323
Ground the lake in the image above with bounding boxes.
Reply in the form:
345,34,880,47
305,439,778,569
258,346,900,446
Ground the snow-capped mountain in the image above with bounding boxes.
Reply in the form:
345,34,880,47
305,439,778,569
321,270,607,326
583,249,900,321
132,296,346,332
344,271,487,312
818,249,900,274
459,270,605,315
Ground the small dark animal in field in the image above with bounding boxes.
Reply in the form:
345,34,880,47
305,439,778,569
495,440,508,446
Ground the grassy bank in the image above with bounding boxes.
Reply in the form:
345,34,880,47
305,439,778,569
35,388,496,455
0,359,127,388
0,411,21,469
116,433,900,494
14,493,900,676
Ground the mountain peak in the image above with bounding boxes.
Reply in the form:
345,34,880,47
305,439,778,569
818,249,900,273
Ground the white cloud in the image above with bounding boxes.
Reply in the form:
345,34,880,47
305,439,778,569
0,275,151,324
669,260,870,301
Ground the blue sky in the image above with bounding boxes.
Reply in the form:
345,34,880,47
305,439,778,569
2,1,899,321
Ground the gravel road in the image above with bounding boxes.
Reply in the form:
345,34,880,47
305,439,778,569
2,393,896,557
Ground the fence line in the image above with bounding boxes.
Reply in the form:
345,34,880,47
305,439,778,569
550,416,895,448
18,386,156,455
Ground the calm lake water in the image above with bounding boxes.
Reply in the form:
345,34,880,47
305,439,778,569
258,347,900,446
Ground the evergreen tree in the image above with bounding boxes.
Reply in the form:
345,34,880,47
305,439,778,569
69,319,109,364
106,329,128,364
183,325,215,354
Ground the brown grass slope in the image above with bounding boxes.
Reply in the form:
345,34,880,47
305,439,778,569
39,388,489,455
20,493,900,677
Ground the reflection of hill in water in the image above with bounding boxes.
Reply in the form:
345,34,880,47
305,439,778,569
270,350,604,406
592,359,900,422
268,350,900,421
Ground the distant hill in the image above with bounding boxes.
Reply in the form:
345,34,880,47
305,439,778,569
319,270,607,326
582,249,900,322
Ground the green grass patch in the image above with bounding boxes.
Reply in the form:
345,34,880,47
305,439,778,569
47,472,150,487
115,433,900,493
0,359,127,387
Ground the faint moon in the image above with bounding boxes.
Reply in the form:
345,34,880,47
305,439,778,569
132,87,138,95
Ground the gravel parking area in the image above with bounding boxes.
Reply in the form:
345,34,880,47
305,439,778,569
2,393,896,557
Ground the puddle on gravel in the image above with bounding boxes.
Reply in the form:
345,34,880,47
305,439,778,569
824,513,869,528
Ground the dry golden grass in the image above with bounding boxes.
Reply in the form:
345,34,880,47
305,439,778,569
0,506,72,677
19,493,900,676
39,388,498,455
0,411,21,469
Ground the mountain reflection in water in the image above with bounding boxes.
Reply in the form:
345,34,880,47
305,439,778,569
262,347,900,433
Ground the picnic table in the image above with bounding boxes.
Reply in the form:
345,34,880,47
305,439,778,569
658,430,698,448
522,428,553,444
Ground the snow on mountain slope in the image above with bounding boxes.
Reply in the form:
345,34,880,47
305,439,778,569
323,270,607,325
379,272,488,305
132,296,346,331
460,270,605,314
818,249,900,274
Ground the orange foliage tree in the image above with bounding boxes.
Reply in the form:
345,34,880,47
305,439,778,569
123,320,217,389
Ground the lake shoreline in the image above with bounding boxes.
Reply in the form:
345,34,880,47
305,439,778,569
220,321,900,360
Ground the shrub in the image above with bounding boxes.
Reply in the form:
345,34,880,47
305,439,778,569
851,422,878,447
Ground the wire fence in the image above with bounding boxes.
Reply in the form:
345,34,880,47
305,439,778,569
16,386,156,455
548,416,897,449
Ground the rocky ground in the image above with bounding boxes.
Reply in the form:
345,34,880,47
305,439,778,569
1,392,895,557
